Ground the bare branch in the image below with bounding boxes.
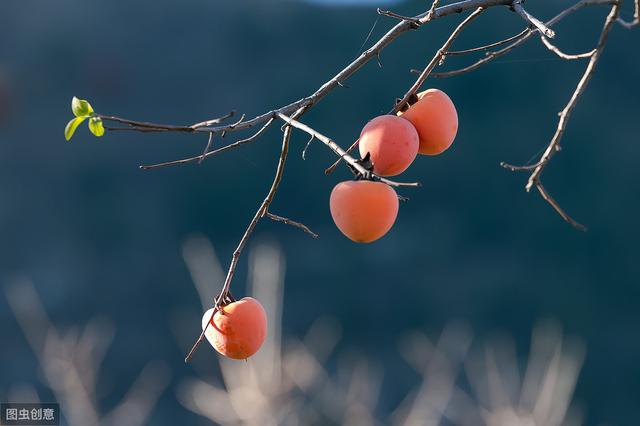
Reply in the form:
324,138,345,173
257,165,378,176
393,7,485,113
328,5,487,173
432,0,617,78
324,138,360,175
99,1,517,141
445,28,529,55
524,3,621,193
377,8,422,26
540,36,596,59
426,0,441,22
512,0,556,38
301,134,315,160
617,0,639,27
495,3,621,229
99,110,235,133
500,159,544,171
190,111,236,129
198,132,214,164
140,118,275,170
535,181,587,231
264,211,319,239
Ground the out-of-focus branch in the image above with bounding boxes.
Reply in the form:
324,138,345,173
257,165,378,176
4,279,170,426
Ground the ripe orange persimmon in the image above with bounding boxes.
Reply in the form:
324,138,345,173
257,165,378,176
358,115,419,176
330,180,399,243
202,297,267,360
399,88,458,155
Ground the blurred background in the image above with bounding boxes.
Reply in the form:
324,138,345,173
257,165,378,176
1,0,638,424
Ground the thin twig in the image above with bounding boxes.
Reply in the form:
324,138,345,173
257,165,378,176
540,36,596,59
393,7,485,113
500,159,544,171
264,211,319,238
617,0,639,27
190,111,236,129
432,0,617,78
524,3,621,192
140,118,275,170
512,0,556,38
498,3,620,230
198,132,214,164
535,181,587,231
100,110,235,133
425,0,441,22
324,138,360,175
445,28,529,55
377,8,422,26
302,134,315,160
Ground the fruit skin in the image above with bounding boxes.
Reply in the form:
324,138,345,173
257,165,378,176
399,88,458,155
330,180,399,243
358,115,419,176
204,297,267,360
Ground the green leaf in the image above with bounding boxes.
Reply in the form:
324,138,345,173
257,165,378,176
65,116,87,141
88,117,105,137
71,96,94,117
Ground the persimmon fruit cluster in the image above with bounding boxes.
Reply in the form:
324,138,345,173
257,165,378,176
200,89,456,360
330,88,458,243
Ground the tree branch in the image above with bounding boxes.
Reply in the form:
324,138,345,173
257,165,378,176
618,0,639,27
501,2,621,230
432,0,618,78
524,3,620,189
140,118,275,170
393,7,485,114
535,181,587,231
512,0,556,38
540,36,596,59
264,211,319,239
445,28,529,55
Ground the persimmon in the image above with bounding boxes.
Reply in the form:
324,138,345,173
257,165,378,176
202,297,267,360
399,88,458,155
330,180,399,243
358,115,419,176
